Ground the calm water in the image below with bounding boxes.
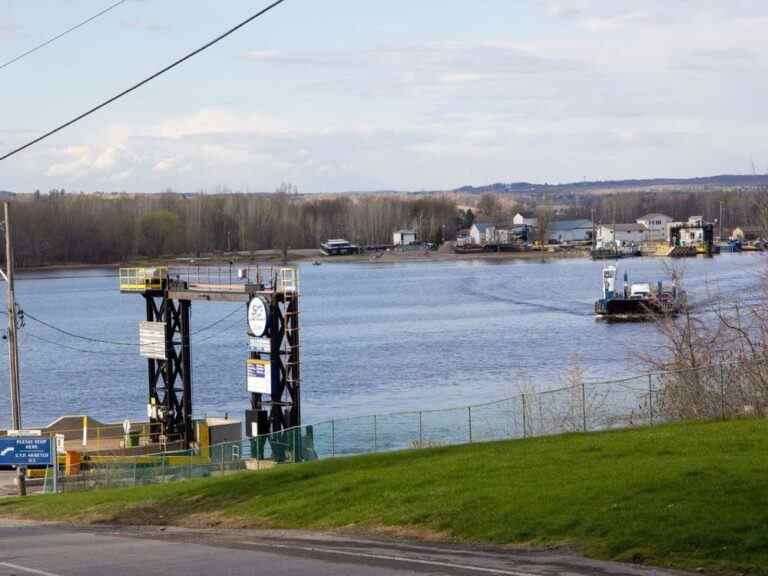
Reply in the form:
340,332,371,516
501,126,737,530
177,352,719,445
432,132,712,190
0,253,761,429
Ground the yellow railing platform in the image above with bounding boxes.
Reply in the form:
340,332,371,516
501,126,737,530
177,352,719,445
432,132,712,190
119,267,168,292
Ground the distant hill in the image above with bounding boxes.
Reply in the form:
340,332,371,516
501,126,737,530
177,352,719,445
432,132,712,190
454,174,768,196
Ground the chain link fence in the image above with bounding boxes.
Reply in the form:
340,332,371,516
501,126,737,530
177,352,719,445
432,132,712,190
44,359,764,493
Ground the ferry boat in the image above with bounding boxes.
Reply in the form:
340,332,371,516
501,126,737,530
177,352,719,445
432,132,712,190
595,265,686,319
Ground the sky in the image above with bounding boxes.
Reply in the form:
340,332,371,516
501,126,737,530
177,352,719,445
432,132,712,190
0,0,767,194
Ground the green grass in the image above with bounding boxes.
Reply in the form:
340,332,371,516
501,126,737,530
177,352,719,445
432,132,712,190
3,419,767,575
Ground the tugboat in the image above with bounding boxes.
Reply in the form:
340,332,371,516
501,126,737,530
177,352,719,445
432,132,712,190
595,265,686,319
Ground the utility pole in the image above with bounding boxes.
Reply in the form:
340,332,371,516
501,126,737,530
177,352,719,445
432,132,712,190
2,202,25,496
719,200,724,241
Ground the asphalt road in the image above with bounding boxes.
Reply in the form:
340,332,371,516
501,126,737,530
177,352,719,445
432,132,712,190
0,521,690,576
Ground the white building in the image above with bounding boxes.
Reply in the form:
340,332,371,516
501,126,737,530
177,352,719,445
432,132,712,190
596,224,647,248
513,213,538,228
668,216,711,247
636,213,673,242
470,222,494,245
393,229,416,246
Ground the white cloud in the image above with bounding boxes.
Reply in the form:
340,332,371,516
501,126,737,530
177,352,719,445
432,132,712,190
152,157,180,172
46,147,92,177
14,4,768,193
44,144,139,181
92,145,136,172
154,109,293,139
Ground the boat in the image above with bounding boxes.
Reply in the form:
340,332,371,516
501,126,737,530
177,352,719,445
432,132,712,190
594,265,686,319
453,244,485,254
591,244,641,260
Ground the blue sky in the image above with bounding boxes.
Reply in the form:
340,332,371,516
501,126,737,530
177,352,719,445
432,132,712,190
1,0,767,193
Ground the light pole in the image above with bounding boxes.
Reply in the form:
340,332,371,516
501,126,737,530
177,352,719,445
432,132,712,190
1,202,25,496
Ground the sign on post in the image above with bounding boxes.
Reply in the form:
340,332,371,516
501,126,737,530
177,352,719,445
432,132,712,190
246,359,272,394
139,321,166,360
0,436,54,466
248,336,271,354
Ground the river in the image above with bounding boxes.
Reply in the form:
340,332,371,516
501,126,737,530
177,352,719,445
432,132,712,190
0,253,762,429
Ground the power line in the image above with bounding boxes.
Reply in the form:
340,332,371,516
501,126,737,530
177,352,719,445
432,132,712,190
0,0,130,72
195,315,244,344
0,0,288,163
24,331,135,356
23,310,136,346
191,305,242,335
22,305,243,347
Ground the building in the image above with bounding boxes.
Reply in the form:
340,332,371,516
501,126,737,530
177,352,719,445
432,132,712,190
495,225,529,244
668,216,714,249
636,213,673,242
454,228,472,246
513,213,538,228
470,222,494,245
392,229,416,246
469,222,529,245
546,219,593,244
320,238,361,256
596,223,647,248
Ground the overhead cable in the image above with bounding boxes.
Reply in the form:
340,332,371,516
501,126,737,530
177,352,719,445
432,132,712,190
24,304,245,347
24,331,136,356
0,0,130,72
191,305,242,335
0,0,288,162
23,310,136,346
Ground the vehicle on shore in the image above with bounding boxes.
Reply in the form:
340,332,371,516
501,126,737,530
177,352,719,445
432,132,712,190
595,264,686,319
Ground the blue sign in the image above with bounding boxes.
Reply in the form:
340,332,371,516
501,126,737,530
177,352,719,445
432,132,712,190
0,437,53,466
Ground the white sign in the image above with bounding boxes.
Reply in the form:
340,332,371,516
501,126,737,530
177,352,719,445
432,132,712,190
139,321,166,360
55,434,65,455
7,429,42,437
247,297,269,336
246,359,272,395
248,337,271,354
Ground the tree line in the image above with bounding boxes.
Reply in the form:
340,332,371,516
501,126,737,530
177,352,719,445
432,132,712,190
7,185,766,267
8,190,462,268
557,187,768,232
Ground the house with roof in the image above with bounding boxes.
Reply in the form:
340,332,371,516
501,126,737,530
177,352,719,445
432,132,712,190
668,216,714,249
546,219,593,244
596,223,647,248
469,222,494,245
636,213,673,242
512,213,538,228
392,229,416,246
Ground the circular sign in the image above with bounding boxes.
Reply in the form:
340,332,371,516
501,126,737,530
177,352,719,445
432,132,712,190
247,296,269,336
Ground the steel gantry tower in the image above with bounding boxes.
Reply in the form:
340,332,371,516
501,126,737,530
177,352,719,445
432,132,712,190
119,266,300,451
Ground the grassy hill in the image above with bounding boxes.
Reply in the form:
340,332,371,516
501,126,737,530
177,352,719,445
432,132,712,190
3,419,767,575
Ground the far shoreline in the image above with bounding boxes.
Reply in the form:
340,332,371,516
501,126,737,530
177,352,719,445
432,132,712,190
16,245,593,273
